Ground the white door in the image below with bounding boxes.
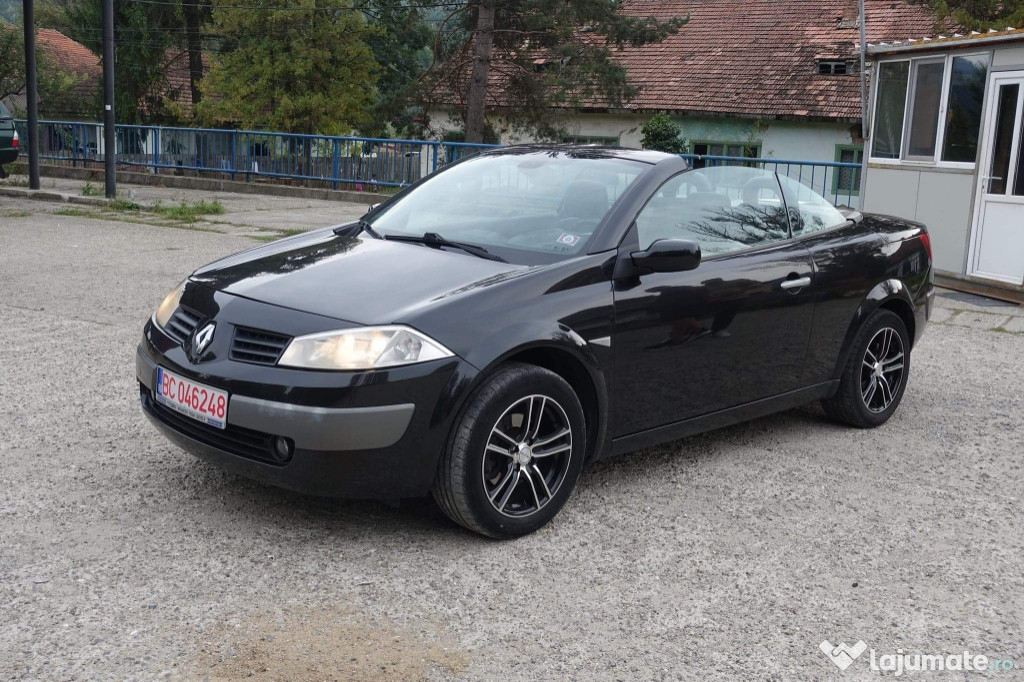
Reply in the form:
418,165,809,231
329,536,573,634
970,71,1024,286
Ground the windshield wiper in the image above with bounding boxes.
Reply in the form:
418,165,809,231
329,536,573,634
333,219,383,239
384,232,507,263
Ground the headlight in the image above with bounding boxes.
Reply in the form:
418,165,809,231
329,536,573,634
278,326,454,370
153,280,186,329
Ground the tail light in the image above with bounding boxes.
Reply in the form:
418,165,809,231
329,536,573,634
918,231,932,263
11,130,18,149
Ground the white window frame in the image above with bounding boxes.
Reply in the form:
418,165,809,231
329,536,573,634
869,51,991,170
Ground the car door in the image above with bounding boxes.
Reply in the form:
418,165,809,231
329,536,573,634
773,174,889,385
610,167,816,437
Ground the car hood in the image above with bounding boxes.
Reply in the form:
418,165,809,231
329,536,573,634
191,228,526,325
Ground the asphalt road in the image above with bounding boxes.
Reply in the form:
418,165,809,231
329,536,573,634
1,192,1022,681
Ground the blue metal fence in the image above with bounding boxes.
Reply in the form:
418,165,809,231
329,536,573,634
11,120,861,205
680,154,862,208
12,119,497,189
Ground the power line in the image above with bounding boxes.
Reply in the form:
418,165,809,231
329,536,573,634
122,0,469,10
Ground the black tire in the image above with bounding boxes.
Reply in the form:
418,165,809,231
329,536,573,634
431,363,587,538
823,309,910,428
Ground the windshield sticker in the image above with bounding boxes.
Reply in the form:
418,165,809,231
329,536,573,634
556,233,582,247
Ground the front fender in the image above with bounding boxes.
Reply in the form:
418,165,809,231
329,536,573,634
459,319,610,463
831,278,916,381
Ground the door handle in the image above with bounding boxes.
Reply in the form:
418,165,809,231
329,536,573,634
780,276,812,290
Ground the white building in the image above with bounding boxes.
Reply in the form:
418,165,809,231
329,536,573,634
863,28,1024,301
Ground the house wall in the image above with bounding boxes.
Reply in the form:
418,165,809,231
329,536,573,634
427,109,860,164
863,166,976,273
864,40,1024,281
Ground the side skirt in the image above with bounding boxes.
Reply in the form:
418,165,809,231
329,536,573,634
604,380,840,458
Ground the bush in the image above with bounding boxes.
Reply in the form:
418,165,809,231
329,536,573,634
640,112,687,154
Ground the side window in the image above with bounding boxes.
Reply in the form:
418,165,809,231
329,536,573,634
635,167,791,256
776,175,849,235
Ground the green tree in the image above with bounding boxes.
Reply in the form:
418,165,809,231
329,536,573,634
0,21,84,117
422,0,687,142
35,0,181,124
0,0,19,23
360,0,433,137
198,0,378,135
640,112,686,154
918,0,1024,31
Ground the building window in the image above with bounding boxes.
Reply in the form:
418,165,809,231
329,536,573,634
817,60,854,75
692,142,760,158
871,61,910,159
690,142,761,169
987,84,1019,196
870,53,990,165
904,59,945,159
833,145,863,196
942,54,990,162
562,134,620,146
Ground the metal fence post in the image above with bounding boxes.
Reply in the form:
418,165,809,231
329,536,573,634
153,126,160,174
331,138,340,190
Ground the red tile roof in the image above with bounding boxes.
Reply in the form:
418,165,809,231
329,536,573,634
614,0,944,120
36,29,102,115
0,28,101,117
462,0,946,122
156,49,209,116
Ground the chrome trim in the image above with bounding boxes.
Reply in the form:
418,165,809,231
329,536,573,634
781,276,812,290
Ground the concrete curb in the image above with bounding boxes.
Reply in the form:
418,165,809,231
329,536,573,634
0,185,108,206
9,161,390,205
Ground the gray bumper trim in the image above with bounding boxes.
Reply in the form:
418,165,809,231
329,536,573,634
229,396,414,450
137,347,415,451
137,348,157,390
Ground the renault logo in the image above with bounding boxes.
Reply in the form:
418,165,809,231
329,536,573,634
191,322,216,359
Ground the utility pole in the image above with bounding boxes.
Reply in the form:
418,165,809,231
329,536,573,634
858,0,868,210
102,0,116,198
464,0,495,144
22,0,40,190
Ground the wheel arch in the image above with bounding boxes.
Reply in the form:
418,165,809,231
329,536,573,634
499,344,607,465
832,279,916,382
447,338,607,471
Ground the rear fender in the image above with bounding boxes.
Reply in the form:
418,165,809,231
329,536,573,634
831,279,915,382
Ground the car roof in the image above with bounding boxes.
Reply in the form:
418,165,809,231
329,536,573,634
479,144,677,165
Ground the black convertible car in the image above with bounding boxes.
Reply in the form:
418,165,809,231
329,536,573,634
137,146,933,537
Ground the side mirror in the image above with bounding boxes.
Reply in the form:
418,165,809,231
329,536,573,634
630,239,701,273
839,208,863,224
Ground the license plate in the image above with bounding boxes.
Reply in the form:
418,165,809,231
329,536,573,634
155,367,229,430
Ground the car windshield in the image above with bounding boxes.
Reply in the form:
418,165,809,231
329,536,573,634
368,150,648,265
0,101,11,119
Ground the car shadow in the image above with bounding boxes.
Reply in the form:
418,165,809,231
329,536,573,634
178,403,837,540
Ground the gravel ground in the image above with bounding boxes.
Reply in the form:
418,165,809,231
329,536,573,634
1,192,1022,681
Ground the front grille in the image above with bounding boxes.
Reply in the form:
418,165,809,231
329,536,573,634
230,326,291,366
163,307,202,344
142,387,289,465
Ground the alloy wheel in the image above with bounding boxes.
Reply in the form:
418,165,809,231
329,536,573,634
481,394,573,518
860,326,905,413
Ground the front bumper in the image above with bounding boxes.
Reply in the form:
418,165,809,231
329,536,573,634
136,286,479,498
138,349,416,451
